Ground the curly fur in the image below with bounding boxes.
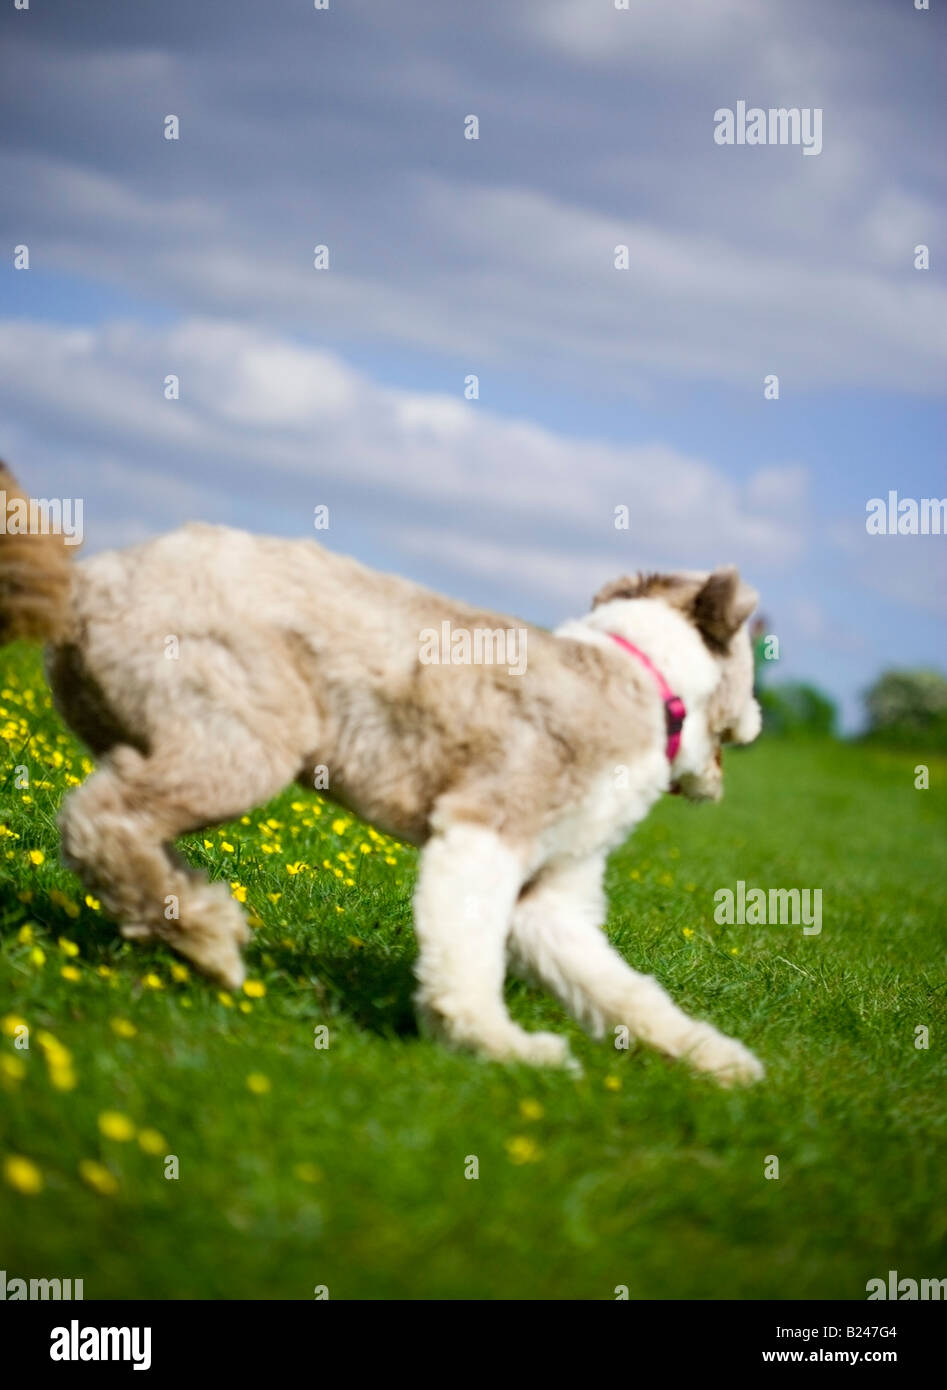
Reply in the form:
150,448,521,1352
1,464,764,1083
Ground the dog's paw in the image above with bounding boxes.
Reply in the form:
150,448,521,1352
120,922,156,942
202,944,247,991
488,1026,576,1070
417,1001,577,1071
685,1030,764,1087
159,881,249,988
173,928,247,990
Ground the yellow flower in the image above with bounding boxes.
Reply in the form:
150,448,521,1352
141,973,164,990
359,843,372,855
230,882,247,903
218,992,234,1008
110,1018,137,1039
1,1056,26,1082
169,962,189,983
49,1058,77,1089
97,965,113,979
682,927,695,939
58,936,80,956
267,892,282,904
285,862,308,875
518,1099,544,1120
17,922,33,944
1,1013,27,1037
137,1129,166,1155
60,965,81,982
242,980,266,998
37,1030,70,1059
246,1073,271,1094
331,818,348,835
3,1154,43,1194
730,947,740,955
84,894,101,910
505,1136,541,1165
98,1111,135,1142
604,1075,621,1092
659,872,674,887
384,856,396,866
29,946,45,967
79,1159,118,1196
293,1162,322,1183
28,849,45,865
290,801,306,812
220,841,235,854
239,1001,252,1014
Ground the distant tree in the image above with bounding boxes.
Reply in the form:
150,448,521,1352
864,669,947,748
758,682,837,738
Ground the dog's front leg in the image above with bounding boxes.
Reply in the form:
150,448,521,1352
413,823,573,1067
510,854,763,1086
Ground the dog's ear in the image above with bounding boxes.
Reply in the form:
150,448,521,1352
591,573,647,609
691,567,758,649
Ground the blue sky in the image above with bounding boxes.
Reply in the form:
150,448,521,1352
1,0,944,728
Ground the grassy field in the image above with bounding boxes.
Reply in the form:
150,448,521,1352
1,639,945,1300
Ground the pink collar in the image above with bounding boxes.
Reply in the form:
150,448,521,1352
607,632,686,762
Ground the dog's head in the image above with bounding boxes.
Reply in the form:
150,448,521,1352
592,566,762,801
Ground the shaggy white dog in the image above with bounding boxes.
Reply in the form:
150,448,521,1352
0,464,763,1083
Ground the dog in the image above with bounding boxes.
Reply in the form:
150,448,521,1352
0,464,763,1082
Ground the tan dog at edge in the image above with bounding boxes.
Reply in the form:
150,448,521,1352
0,463,764,1082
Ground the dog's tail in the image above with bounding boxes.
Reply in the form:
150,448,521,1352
0,463,75,645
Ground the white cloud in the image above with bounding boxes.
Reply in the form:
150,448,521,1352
519,0,767,67
2,140,944,396
828,519,947,620
0,315,807,593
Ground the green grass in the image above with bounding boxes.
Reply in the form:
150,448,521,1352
1,641,945,1300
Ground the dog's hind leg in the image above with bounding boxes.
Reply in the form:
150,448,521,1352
59,731,300,987
509,855,763,1086
412,823,574,1067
